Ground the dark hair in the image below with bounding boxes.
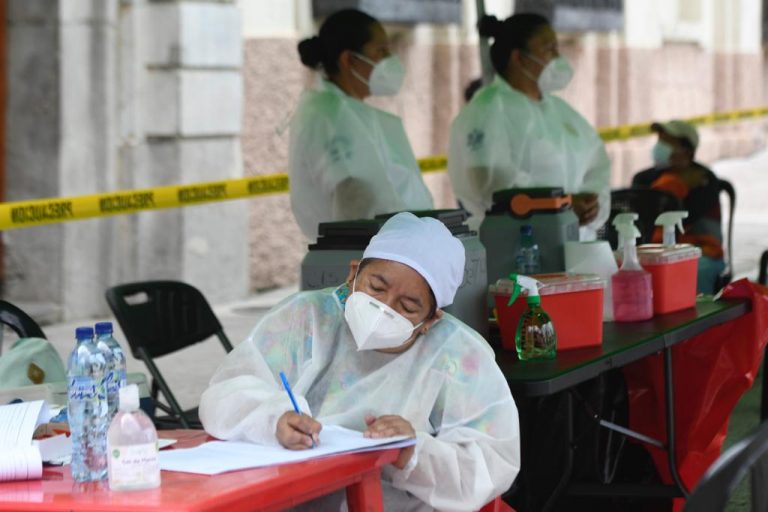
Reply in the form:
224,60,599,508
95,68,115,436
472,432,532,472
464,77,484,103
478,13,551,75
297,9,379,75
358,258,438,319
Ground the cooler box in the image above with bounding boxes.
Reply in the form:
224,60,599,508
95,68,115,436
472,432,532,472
638,244,701,314
480,187,580,287
491,273,605,352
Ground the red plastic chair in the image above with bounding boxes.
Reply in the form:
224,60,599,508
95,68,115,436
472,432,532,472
479,496,515,512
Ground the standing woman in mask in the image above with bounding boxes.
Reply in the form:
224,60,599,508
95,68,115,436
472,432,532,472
448,13,610,239
289,9,433,241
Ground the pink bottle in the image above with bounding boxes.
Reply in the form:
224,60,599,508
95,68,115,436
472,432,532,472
611,214,653,322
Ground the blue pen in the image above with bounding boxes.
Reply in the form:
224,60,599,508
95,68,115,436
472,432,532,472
279,371,316,448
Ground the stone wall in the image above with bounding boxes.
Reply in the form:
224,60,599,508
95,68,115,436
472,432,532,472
4,0,249,320
243,32,767,291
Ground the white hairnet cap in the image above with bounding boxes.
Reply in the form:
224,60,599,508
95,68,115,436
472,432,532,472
363,212,466,308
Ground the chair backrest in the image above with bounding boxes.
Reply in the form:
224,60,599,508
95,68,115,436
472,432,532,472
684,420,768,511
759,250,768,286
604,188,683,249
104,280,231,360
0,300,46,340
717,178,736,287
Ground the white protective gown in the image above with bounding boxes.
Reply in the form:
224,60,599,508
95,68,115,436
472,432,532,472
289,79,434,241
200,285,520,512
448,76,611,239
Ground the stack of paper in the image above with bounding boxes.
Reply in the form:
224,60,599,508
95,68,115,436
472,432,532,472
0,400,71,482
159,425,415,475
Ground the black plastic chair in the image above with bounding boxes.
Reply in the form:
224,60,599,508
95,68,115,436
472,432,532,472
603,188,683,249
104,281,233,429
0,300,47,355
683,420,768,511
714,179,736,291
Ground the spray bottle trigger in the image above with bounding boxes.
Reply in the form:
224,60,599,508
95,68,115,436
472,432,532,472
508,273,521,306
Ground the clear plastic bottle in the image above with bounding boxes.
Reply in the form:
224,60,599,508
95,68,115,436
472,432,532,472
515,225,541,275
513,275,557,360
611,216,653,322
94,322,127,419
67,326,108,482
107,384,161,491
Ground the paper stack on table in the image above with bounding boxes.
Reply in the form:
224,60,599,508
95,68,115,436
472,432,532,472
0,400,71,482
159,424,415,475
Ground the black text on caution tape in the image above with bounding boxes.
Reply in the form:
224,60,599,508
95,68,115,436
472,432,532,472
99,192,156,213
11,201,75,225
177,184,228,204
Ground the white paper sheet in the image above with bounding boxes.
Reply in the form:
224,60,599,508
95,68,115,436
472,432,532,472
158,425,416,475
0,401,51,482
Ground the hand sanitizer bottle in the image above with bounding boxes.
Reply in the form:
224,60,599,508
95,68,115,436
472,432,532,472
611,214,653,322
510,274,557,360
107,384,161,491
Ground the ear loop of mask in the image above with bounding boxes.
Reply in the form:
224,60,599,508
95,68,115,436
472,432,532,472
520,51,548,85
350,53,373,87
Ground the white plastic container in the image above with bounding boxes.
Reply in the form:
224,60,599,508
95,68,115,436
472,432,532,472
107,384,160,491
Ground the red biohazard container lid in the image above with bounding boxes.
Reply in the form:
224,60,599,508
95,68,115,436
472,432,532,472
637,244,702,265
490,273,605,297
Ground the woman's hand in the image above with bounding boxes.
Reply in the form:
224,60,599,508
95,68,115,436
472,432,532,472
572,192,599,226
364,415,416,469
276,411,322,450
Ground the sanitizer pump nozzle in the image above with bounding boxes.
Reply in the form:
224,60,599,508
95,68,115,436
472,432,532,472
508,273,556,360
655,211,688,247
613,212,640,252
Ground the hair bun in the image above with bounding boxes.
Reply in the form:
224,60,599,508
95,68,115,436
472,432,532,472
297,36,323,69
477,14,503,39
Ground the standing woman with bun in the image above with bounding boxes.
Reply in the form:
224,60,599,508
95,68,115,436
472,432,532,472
289,9,433,241
448,13,610,239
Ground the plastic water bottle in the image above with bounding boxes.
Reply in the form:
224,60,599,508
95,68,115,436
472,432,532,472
67,326,108,481
515,225,541,275
94,322,127,419
107,384,160,491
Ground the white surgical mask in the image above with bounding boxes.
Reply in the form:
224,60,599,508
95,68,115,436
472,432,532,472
524,54,573,93
344,280,423,351
351,53,405,96
652,141,674,167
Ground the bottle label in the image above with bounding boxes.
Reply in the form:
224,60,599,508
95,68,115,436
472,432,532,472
104,371,121,395
68,376,96,401
108,442,160,489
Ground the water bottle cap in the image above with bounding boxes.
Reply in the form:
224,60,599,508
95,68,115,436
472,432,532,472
94,322,114,335
118,384,140,412
75,326,94,340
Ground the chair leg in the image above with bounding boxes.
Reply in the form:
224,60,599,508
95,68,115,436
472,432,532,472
139,348,191,429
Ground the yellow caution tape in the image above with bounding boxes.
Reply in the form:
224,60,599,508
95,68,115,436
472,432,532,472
0,175,289,231
1,106,765,230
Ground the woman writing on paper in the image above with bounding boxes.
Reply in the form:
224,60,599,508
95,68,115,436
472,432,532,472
200,213,520,511
448,13,610,239
289,9,433,242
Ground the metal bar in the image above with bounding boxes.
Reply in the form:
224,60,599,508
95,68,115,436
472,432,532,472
597,419,665,449
664,347,690,497
542,391,574,512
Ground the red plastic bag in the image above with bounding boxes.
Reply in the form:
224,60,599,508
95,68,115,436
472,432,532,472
622,279,768,508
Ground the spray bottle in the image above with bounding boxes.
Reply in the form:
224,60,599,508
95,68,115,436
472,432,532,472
655,211,688,246
611,215,654,322
613,212,641,254
508,274,557,360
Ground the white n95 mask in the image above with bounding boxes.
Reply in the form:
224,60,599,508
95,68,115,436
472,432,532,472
526,54,574,93
352,54,405,96
344,291,422,351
